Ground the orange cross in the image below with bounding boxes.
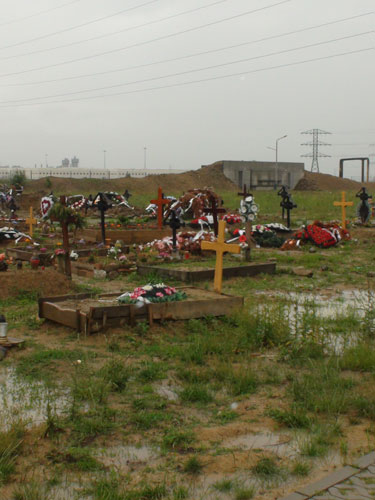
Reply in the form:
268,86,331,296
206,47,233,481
151,187,171,230
201,220,241,293
26,207,37,237
333,191,353,229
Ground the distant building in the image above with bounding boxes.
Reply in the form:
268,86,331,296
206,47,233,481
207,160,305,190
71,156,79,168
61,158,70,168
0,166,187,180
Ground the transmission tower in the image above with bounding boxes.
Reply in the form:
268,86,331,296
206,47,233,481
301,129,331,172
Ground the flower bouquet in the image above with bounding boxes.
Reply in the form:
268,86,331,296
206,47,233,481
118,283,186,307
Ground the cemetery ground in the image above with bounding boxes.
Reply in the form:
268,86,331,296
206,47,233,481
1,191,375,500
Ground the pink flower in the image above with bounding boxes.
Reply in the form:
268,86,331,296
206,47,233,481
156,292,164,298
165,288,172,295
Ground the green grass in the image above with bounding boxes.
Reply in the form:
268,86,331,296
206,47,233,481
340,343,375,372
180,384,213,403
0,422,25,486
183,456,202,474
267,407,313,429
162,429,195,451
251,457,282,478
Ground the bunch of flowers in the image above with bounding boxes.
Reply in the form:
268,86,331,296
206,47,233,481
222,213,242,224
118,283,187,306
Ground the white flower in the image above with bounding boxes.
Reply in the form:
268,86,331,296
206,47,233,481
143,285,153,291
77,360,82,364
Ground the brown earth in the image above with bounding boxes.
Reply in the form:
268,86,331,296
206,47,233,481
0,268,74,299
22,163,237,201
294,170,375,191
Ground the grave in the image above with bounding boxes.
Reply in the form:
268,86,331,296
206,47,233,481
38,288,244,334
137,261,276,283
78,227,171,244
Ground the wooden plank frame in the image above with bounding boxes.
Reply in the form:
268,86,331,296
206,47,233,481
38,288,244,334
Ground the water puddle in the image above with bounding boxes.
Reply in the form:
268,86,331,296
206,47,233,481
0,367,68,431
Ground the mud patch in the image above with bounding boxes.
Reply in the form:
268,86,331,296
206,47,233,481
0,268,74,299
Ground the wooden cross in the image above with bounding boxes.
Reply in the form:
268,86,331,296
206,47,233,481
203,197,226,237
151,187,171,230
201,220,241,293
26,207,37,237
333,191,353,229
238,184,250,200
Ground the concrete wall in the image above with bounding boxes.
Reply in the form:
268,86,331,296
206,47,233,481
221,160,305,190
0,167,186,180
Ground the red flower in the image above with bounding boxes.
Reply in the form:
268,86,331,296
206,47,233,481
239,235,247,243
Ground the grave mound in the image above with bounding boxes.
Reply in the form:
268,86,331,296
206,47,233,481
0,268,74,300
295,171,375,191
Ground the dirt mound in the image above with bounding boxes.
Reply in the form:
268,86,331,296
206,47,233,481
0,268,74,299
23,164,237,202
295,171,375,191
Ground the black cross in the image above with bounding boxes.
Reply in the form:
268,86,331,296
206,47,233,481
278,186,289,220
203,197,226,237
95,192,112,244
169,210,181,250
279,192,296,229
238,184,251,200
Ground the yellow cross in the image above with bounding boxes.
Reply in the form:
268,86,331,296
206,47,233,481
26,207,37,237
333,191,353,229
201,220,241,293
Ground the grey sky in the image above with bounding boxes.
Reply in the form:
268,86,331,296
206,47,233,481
0,0,374,178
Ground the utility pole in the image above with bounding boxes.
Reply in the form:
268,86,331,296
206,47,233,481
103,150,106,169
301,129,331,172
45,153,48,168
275,135,287,188
144,146,147,170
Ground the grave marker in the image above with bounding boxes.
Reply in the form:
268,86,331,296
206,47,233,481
151,187,171,230
95,192,112,244
26,207,37,237
201,220,241,293
333,191,353,229
169,210,181,254
60,196,72,278
238,184,250,200
203,196,226,237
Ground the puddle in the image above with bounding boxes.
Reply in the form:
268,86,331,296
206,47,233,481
254,288,375,353
0,367,68,431
96,444,159,470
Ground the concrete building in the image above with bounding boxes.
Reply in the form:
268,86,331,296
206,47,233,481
0,166,187,180
212,160,305,190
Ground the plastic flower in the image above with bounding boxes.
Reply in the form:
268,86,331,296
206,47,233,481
239,235,247,243
156,292,164,298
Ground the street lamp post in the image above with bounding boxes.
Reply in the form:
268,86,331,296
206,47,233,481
144,146,147,170
275,135,287,189
103,150,106,169
45,154,48,168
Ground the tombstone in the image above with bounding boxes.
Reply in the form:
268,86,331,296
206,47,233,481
356,187,372,224
203,196,226,237
201,220,241,293
333,191,353,230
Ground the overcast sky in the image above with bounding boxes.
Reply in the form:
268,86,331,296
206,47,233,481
0,0,374,178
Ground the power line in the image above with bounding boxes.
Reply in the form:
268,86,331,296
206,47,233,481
0,0,236,60
0,0,162,51
0,0,292,78
1,31,371,104
0,0,83,28
2,10,373,87
0,46,371,108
